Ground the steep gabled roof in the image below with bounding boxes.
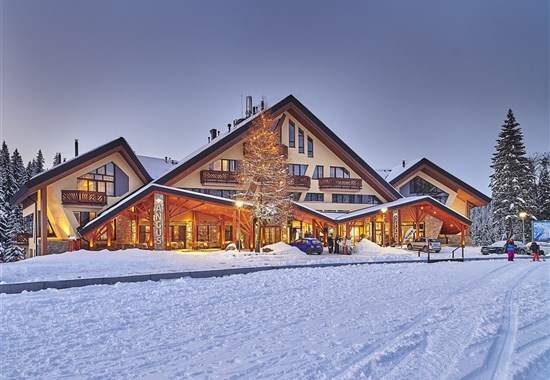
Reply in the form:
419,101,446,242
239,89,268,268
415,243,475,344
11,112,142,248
387,158,491,206
10,137,152,206
155,95,402,202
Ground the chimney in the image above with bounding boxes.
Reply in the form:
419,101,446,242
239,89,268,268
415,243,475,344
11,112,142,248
54,153,61,166
402,160,406,168
227,123,231,132
165,156,168,163
260,99,265,111
245,96,253,118
75,139,79,157
209,128,218,141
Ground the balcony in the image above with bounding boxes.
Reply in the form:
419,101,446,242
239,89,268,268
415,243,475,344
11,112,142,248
12,233,30,245
318,177,362,190
243,143,288,158
289,175,311,188
200,170,238,184
61,190,107,206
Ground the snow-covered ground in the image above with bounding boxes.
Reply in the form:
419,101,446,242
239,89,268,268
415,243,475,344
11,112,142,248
2,257,549,379
2,240,493,284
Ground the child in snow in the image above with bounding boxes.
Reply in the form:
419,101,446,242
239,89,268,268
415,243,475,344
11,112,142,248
505,239,516,261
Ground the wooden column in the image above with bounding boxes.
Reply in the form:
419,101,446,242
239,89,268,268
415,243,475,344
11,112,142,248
149,205,154,250
40,186,48,255
106,221,113,249
165,197,171,250
192,211,197,247
134,213,140,245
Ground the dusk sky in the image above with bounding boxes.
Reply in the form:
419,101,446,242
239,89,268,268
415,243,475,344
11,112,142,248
1,0,548,196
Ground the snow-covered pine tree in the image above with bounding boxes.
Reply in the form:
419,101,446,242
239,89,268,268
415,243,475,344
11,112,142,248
489,109,531,239
536,156,550,220
35,149,45,174
237,110,292,252
470,203,499,245
10,149,27,236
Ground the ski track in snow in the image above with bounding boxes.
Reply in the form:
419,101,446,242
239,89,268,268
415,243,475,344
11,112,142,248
1,261,549,380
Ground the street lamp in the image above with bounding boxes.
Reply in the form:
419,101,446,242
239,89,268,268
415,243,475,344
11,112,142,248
235,201,243,251
381,208,388,246
519,211,527,244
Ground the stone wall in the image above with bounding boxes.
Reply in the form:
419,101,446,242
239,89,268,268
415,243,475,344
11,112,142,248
425,214,443,238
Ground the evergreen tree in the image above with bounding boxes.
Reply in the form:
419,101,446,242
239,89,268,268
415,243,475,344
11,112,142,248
536,156,550,220
10,149,26,236
35,149,45,174
237,111,292,252
26,160,36,180
489,109,531,239
470,203,499,245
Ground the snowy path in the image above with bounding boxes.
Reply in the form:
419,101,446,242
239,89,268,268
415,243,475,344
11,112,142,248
2,260,549,379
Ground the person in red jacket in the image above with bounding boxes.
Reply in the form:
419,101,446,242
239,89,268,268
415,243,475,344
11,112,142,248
531,241,541,261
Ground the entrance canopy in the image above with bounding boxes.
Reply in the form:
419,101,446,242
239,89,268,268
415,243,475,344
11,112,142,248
335,195,471,235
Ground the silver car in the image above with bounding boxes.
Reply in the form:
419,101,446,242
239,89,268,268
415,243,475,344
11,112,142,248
407,237,441,253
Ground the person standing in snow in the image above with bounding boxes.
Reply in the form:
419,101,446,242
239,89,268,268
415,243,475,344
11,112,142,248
327,234,334,253
505,239,516,261
345,236,352,255
531,241,540,261
335,236,342,254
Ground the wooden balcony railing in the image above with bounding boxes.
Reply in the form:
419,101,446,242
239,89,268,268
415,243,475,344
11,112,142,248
200,170,239,184
12,233,30,245
61,190,108,206
318,177,362,190
289,175,311,188
243,143,288,158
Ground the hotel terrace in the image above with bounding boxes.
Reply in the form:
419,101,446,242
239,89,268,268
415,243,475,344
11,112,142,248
11,95,490,257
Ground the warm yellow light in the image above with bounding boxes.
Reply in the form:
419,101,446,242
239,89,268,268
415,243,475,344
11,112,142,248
235,200,243,208
381,208,388,214
519,212,527,219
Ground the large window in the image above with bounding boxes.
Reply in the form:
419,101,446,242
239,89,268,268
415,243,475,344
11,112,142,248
288,120,295,148
307,137,314,158
74,211,97,228
312,165,324,179
304,193,324,202
288,164,308,176
221,159,239,172
298,129,304,153
186,188,237,199
406,176,449,204
330,166,350,178
77,162,116,196
332,194,381,204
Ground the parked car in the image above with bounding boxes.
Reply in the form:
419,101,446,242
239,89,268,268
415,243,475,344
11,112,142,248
406,237,441,252
289,238,324,255
526,241,550,255
481,240,527,255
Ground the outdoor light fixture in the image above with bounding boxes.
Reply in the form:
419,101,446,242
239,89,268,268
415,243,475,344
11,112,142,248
519,211,528,244
235,201,243,251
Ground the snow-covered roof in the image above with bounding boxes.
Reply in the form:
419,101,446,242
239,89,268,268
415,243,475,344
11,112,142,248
380,158,424,183
137,155,178,179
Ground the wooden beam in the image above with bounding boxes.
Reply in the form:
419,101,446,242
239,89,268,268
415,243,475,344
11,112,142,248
40,186,48,255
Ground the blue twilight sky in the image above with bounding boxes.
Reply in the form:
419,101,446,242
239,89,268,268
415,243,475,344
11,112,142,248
1,0,548,196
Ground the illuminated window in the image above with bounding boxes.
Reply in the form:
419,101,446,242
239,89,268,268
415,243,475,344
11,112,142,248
77,162,116,196
221,159,239,172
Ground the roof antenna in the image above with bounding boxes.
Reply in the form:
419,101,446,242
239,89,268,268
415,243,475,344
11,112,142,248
241,95,244,118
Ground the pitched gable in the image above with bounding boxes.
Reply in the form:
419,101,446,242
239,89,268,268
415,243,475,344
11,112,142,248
155,95,402,203
11,137,152,206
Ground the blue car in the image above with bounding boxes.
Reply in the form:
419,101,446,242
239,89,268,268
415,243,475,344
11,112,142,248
289,238,324,255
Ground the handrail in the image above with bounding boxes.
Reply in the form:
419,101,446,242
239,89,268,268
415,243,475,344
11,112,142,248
452,244,464,259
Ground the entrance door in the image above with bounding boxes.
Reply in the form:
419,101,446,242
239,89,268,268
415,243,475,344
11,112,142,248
197,224,220,248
